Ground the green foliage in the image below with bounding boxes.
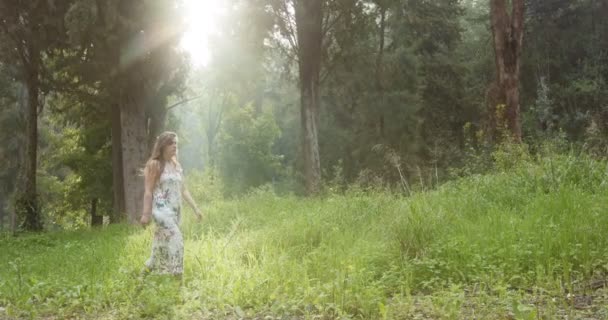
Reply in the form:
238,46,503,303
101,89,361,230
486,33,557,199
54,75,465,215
313,0,471,189
218,106,284,196
522,0,608,144
36,116,113,229
186,168,224,204
11,87,116,231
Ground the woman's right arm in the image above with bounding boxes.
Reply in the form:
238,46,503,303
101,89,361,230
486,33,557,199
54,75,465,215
140,162,158,226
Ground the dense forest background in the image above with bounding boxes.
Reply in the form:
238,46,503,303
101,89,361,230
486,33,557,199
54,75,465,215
1,0,607,231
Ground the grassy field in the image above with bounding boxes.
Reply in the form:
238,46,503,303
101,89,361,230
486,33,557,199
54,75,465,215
2,153,608,319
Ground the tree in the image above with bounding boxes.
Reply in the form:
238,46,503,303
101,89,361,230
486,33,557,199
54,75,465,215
64,0,187,222
293,0,324,195
489,0,525,141
266,0,326,194
0,0,71,231
0,62,23,231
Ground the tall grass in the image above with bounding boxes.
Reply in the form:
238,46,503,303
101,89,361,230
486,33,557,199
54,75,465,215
2,152,608,318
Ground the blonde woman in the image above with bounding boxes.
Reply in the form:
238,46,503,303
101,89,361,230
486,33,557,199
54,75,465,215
140,131,203,276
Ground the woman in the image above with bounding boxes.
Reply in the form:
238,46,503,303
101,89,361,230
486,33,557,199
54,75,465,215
140,131,203,276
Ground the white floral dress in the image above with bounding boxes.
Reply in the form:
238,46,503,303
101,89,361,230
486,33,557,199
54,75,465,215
144,163,184,275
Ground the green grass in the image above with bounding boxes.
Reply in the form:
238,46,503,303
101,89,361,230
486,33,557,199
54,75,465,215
2,153,608,319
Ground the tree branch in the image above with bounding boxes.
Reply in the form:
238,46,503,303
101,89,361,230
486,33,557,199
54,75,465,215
166,95,204,110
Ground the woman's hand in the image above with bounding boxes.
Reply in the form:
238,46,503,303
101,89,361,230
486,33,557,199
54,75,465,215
194,209,204,223
182,185,203,223
140,214,151,227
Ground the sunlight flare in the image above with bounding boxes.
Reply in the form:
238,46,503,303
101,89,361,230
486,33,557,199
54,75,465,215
180,0,226,67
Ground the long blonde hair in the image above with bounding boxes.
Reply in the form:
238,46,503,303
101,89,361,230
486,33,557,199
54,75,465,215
144,131,180,186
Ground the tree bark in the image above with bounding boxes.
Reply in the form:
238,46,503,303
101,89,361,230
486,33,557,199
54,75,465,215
490,0,525,142
110,101,125,223
206,118,219,169
10,205,16,235
295,0,323,195
376,5,387,139
206,94,225,169
120,83,148,223
10,83,28,234
0,190,4,230
19,62,43,231
147,100,167,151
90,198,102,226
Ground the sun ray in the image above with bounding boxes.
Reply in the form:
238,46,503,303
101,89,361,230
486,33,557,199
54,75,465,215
180,0,225,68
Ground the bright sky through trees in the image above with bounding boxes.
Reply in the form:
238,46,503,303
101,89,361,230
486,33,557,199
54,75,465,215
180,0,226,67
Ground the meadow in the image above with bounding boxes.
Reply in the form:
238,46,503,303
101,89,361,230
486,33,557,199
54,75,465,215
2,153,608,319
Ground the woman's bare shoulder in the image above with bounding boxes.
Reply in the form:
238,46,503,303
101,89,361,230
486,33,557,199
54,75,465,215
144,160,161,177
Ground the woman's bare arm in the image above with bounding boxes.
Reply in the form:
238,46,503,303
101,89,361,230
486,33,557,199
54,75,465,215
140,162,158,226
182,183,203,220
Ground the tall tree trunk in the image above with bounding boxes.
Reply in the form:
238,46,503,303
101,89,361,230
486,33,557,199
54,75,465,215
90,198,102,226
207,127,218,169
206,94,225,170
490,0,525,142
110,101,125,223
11,83,28,234
10,205,16,234
18,65,42,231
295,0,323,195
120,83,148,223
376,5,387,139
0,190,4,230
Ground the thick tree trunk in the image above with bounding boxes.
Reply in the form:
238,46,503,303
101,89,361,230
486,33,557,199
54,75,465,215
490,0,525,142
300,95,321,194
147,102,167,151
10,83,28,234
110,102,125,223
10,206,16,234
19,68,42,231
295,0,323,195
120,85,148,223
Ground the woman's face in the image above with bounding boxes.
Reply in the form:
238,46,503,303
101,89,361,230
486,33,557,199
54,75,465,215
162,137,178,159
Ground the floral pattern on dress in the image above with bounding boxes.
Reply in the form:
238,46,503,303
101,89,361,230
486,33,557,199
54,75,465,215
144,163,184,275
